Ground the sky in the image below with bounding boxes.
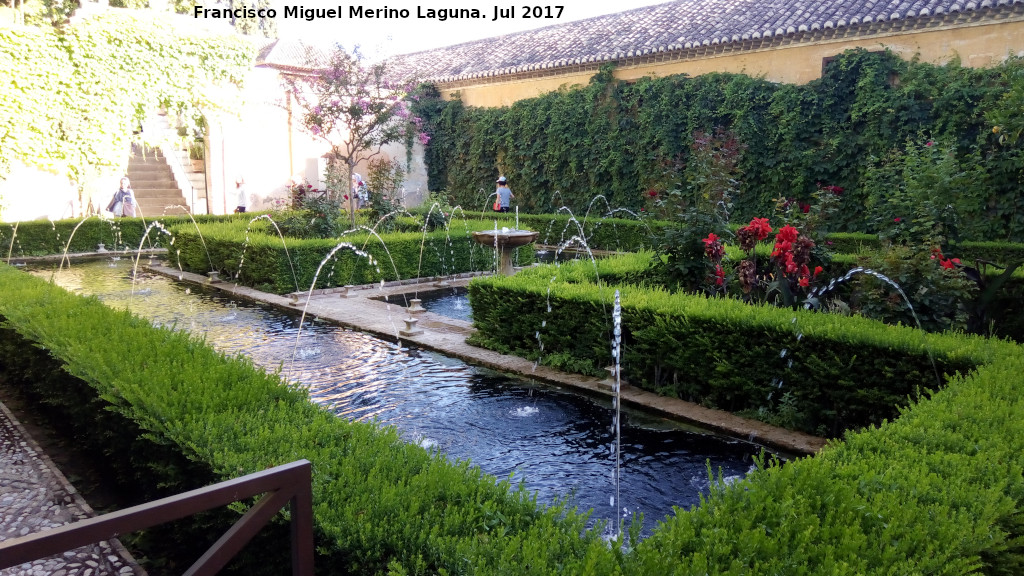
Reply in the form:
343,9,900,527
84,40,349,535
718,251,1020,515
273,1,671,59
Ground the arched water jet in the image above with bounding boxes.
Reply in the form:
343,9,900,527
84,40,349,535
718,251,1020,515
51,215,99,281
239,214,300,293
128,221,186,307
805,266,942,387
162,205,215,273
545,207,593,257
415,202,480,294
288,242,390,381
549,190,565,212
480,188,499,213
5,222,19,264
581,195,614,231
440,205,477,278
333,226,406,305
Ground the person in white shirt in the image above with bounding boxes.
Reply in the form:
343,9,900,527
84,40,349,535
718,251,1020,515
234,177,248,213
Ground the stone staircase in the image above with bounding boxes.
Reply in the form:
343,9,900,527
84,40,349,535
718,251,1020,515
126,148,191,217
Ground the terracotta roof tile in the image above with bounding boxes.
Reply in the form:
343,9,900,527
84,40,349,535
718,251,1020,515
254,38,333,72
387,0,1024,82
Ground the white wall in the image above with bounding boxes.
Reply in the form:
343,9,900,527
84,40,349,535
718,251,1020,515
0,161,82,222
205,66,431,213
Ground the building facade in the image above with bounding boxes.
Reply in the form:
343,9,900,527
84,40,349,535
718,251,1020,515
389,0,1024,108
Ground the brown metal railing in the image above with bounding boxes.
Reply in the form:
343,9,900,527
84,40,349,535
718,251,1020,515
0,459,314,576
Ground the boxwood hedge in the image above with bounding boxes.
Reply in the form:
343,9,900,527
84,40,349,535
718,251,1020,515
3,262,1024,574
0,264,611,575
468,262,1008,436
167,218,537,294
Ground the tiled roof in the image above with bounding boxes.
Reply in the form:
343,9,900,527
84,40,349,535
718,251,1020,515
254,38,333,72
387,0,1024,83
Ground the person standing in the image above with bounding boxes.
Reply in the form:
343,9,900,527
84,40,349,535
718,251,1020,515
106,177,133,217
234,176,248,213
495,176,514,213
121,191,136,217
351,173,367,209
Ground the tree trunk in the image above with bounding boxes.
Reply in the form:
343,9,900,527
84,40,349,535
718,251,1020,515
346,161,356,230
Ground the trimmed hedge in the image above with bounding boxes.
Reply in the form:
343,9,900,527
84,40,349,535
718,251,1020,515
167,218,536,294
403,207,673,252
4,263,1024,574
627,353,1024,574
0,264,613,575
0,213,256,256
468,262,1003,436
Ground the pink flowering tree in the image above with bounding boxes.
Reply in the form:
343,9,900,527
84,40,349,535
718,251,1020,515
283,46,423,228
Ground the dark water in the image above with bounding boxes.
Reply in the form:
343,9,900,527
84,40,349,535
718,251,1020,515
34,259,764,535
412,287,473,322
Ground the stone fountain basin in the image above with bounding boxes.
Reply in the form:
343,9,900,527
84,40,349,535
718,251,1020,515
471,229,539,248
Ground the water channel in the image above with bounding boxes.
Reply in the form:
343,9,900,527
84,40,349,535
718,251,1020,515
35,259,766,535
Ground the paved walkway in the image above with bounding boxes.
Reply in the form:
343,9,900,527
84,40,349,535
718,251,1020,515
150,264,828,456
0,402,143,576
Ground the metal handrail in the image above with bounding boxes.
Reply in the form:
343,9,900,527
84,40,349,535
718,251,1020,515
0,460,314,576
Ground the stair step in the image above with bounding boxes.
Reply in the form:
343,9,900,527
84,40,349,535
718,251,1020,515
127,177,174,184
136,198,188,205
137,204,190,217
134,188,185,195
137,201,188,209
128,171,174,179
124,142,189,214
130,180,178,187
128,172,175,179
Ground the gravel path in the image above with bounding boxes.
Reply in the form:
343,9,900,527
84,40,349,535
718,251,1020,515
0,401,143,576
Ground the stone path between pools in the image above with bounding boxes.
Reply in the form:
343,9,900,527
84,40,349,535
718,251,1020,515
148,264,828,457
0,401,144,576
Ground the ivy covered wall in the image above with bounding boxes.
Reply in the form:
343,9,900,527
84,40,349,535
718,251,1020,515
421,49,1024,241
0,12,254,219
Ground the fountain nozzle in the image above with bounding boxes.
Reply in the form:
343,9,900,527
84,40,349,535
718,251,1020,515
399,317,424,337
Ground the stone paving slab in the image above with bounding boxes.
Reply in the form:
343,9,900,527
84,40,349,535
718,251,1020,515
149,265,828,456
0,402,144,576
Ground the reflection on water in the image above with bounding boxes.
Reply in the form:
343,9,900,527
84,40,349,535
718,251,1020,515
411,287,472,322
35,260,763,534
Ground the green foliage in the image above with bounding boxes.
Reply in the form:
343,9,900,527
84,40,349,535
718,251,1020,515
417,190,455,231
5,258,1024,573
228,0,277,38
862,139,978,244
653,129,741,292
0,212,256,256
288,192,347,239
0,265,613,574
17,0,76,26
365,157,406,229
282,46,419,224
849,245,979,333
470,261,993,436
0,12,254,188
169,218,536,293
421,49,1024,241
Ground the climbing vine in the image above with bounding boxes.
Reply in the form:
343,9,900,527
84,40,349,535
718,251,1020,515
420,49,1024,241
0,12,254,187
